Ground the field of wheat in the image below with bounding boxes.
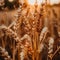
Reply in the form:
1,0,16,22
0,0,60,60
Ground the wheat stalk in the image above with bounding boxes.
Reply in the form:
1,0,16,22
0,47,12,60
0,25,21,60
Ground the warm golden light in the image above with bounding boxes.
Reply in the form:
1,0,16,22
8,0,14,2
28,0,35,5
50,0,60,4
28,0,60,5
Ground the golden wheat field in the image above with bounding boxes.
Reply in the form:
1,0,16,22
0,0,60,60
